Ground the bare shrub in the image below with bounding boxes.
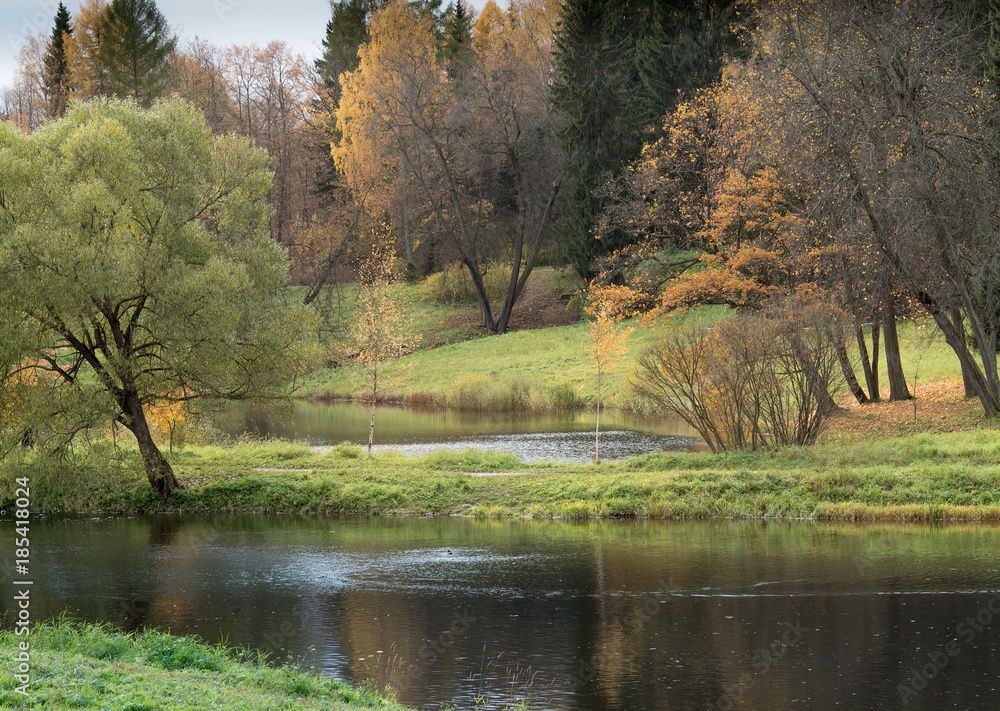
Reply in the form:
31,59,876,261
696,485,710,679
633,296,846,452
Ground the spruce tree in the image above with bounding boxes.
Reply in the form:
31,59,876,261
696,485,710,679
551,0,746,279
441,1,474,68
315,0,379,90
97,0,177,105
43,3,73,118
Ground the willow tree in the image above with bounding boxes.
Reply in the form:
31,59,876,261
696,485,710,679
0,98,315,499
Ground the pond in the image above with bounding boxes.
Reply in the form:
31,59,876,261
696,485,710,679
8,515,1000,710
211,401,703,461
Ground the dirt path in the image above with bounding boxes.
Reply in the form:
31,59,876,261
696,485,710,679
505,269,580,330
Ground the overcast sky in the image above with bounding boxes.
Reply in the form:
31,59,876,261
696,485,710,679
1,0,496,93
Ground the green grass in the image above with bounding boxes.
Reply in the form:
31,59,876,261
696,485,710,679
5,429,1000,521
300,304,727,408
301,308,964,411
0,618,409,710
293,266,585,365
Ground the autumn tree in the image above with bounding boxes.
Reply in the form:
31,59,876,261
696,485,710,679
585,286,634,463
170,39,236,134
64,0,108,101
0,98,315,499
348,241,419,457
1,36,49,131
222,42,313,247
594,55,922,406
43,3,73,118
758,0,1000,415
335,0,563,334
552,0,749,279
97,0,176,104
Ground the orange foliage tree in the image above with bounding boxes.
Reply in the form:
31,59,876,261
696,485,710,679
334,0,562,335
585,285,635,463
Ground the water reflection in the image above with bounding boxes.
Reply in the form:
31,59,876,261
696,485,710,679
7,515,1000,710
211,401,702,461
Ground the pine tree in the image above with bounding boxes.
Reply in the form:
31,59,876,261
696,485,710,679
43,3,73,118
96,0,176,105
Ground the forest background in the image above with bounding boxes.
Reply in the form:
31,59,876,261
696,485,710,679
5,0,1000,499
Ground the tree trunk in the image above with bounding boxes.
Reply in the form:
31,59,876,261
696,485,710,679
368,399,376,459
122,390,180,502
855,324,880,401
881,298,911,400
921,295,1000,416
952,306,977,398
368,364,378,459
836,338,869,405
594,370,602,464
870,323,880,399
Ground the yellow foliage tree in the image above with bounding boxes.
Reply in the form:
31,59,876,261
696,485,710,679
349,239,420,458
585,285,635,463
146,390,189,454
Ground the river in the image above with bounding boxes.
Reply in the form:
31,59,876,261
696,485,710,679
211,401,702,461
8,514,1000,710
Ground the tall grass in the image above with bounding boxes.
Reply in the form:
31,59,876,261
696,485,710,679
0,618,408,710
445,372,538,412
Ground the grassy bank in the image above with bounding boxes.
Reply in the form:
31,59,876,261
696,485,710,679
301,306,724,409
0,619,408,710
300,306,965,412
5,427,1000,521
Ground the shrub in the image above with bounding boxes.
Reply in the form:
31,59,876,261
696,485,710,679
421,261,511,306
445,372,538,412
632,294,846,452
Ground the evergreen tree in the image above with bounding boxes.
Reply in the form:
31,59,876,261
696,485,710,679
441,1,474,68
315,0,379,90
43,2,73,118
551,0,746,279
96,0,176,105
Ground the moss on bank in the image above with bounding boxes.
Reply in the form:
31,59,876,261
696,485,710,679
5,430,1000,521
0,619,408,710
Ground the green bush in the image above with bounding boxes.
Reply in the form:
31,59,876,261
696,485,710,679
421,261,511,306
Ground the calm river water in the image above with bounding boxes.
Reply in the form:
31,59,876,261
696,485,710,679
211,401,702,461
5,515,1000,710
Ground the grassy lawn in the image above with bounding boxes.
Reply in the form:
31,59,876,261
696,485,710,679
299,305,965,412
299,305,725,407
0,620,409,710
6,425,1000,521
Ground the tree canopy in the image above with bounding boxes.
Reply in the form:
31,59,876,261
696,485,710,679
0,98,315,498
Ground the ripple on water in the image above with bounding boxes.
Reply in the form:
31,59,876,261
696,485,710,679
355,430,701,462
